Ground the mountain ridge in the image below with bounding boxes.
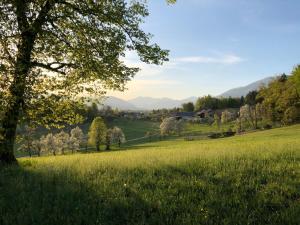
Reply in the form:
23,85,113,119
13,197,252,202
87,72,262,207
101,76,275,110
218,76,274,98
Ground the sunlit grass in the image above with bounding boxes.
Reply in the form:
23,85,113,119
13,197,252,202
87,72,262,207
1,125,300,225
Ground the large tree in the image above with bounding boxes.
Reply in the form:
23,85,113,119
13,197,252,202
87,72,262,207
0,0,173,163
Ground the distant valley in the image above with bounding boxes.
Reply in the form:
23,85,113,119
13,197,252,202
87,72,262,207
102,76,275,110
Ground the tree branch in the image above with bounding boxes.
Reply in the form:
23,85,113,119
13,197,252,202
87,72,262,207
31,61,75,75
15,0,30,32
31,0,56,34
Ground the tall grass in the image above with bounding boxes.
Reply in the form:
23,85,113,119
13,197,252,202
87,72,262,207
1,125,299,225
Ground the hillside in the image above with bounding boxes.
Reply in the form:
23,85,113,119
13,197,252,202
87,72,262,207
2,125,300,225
219,76,274,97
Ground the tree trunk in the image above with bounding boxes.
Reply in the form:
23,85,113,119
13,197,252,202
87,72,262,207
96,141,100,151
0,32,35,164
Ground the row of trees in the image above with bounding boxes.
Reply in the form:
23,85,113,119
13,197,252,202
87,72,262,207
194,96,244,111
88,117,125,151
19,117,126,157
19,127,84,157
181,96,244,112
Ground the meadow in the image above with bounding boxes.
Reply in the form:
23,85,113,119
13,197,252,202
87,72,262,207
1,125,300,225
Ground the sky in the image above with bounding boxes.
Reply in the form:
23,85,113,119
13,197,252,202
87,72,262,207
109,0,300,100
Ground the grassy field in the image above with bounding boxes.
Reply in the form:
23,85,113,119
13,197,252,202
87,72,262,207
2,125,300,225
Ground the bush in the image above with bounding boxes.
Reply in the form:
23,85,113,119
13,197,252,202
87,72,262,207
208,132,222,139
222,130,236,137
263,124,272,129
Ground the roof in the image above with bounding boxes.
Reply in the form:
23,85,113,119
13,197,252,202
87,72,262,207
196,109,213,115
173,112,195,117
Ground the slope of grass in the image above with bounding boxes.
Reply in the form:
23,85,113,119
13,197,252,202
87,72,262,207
108,118,160,140
1,125,300,225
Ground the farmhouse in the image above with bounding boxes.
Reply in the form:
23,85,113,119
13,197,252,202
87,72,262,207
172,112,195,121
196,109,214,118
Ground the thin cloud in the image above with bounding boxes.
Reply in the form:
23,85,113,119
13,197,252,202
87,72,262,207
122,51,176,77
175,54,244,65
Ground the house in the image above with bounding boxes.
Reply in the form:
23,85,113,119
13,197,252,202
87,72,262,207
196,109,214,118
171,112,195,121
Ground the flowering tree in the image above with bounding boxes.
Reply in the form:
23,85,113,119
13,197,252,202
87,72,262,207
160,117,184,136
32,139,43,157
111,127,126,147
69,126,84,153
55,131,70,155
40,133,57,156
221,110,233,124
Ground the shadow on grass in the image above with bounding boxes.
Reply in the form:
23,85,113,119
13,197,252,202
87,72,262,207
0,163,163,225
1,154,299,225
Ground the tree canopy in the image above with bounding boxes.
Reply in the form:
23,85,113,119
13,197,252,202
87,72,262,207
0,0,173,163
88,117,107,151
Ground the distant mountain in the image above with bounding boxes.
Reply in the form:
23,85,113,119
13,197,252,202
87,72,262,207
101,96,138,110
128,96,197,110
180,96,198,103
100,77,275,110
219,77,274,98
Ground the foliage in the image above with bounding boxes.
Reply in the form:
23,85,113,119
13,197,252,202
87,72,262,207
239,104,256,129
195,95,243,110
110,126,126,147
291,65,300,94
55,131,70,155
282,106,300,125
160,117,184,136
257,73,300,124
40,133,57,156
221,110,233,124
213,113,221,129
17,126,36,157
245,90,259,105
181,102,194,112
105,128,113,150
32,139,43,157
70,126,84,152
88,117,107,151
0,0,171,162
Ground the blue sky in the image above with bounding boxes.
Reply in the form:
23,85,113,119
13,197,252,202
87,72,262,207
109,0,300,100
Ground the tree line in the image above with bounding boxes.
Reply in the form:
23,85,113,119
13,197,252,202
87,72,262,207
18,118,126,157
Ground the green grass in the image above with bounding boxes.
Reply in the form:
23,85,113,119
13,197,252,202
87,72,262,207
79,118,160,146
184,122,235,135
1,125,300,225
108,118,160,140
